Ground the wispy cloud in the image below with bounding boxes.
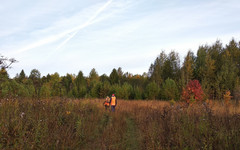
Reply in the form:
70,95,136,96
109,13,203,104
56,0,113,50
11,0,113,54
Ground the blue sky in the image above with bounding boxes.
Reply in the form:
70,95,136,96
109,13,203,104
1,0,240,77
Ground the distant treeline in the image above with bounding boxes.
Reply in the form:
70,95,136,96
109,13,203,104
1,39,240,101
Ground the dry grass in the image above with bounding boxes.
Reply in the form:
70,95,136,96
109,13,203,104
0,98,240,149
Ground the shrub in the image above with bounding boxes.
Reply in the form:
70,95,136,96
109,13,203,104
182,80,204,104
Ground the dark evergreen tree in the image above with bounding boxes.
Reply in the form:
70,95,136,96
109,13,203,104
110,68,119,85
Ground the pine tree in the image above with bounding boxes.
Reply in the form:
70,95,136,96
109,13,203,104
181,51,195,86
110,68,119,85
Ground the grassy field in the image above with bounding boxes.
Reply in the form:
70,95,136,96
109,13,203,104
0,98,240,149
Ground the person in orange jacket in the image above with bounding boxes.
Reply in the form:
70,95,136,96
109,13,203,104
109,94,117,112
103,96,110,110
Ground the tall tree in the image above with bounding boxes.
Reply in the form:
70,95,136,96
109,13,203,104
29,69,41,97
201,53,216,99
74,71,87,98
110,68,119,85
195,45,208,82
162,51,180,81
62,74,73,95
148,51,167,86
18,69,27,83
182,51,195,85
88,68,99,97
216,49,239,99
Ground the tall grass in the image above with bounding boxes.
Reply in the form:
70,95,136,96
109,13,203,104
0,98,240,149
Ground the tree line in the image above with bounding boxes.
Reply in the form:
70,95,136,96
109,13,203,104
1,39,240,101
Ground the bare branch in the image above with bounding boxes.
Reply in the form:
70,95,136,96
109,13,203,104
0,54,18,70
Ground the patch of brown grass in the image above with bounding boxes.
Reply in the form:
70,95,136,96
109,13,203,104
1,98,240,149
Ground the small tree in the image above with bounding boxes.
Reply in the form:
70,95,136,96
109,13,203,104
162,78,179,100
182,80,204,104
145,82,159,100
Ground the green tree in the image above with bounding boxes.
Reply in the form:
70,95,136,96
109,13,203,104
145,82,159,100
74,71,87,98
39,83,51,99
201,53,216,99
133,86,143,100
120,82,133,100
49,73,62,97
182,51,195,85
162,51,180,81
148,51,167,86
195,45,208,82
29,69,41,97
162,78,179,100
16,69,27,83
117,67,124,84
90,82,102,98
99,81,111,98
216,50,238,99
110,84,121,98
62,74,73,95
110,68,119,85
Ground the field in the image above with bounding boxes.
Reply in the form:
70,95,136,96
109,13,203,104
0,98,240,149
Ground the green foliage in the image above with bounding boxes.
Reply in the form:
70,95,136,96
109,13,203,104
162,78,179,100
109,68,119,85
0,68,9,82
110,84,121,98
145,82,159,100
39,83,51,98
1,39,240,101
182,51,195,85
62,74,73,94
90,82,102,98
120,82,133,100
74,71,87,98
148,51,166,86
0,80,30,98
133,86,143,100
99,81,111,98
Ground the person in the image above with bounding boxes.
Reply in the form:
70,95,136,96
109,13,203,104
103,96,110,110
109,94,117,112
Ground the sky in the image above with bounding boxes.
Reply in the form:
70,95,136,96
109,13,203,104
1,0,240,78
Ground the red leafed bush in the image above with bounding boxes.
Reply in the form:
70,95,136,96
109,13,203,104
182,80,204,104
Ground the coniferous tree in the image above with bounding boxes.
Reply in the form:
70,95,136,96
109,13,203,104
110,68,119,85
162,78,179,100
74,71,87,98
182,51,195,85
162,51,180,81
145,81,159,100
149,52,167,86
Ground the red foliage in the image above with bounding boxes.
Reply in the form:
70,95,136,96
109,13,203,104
182,80,204,103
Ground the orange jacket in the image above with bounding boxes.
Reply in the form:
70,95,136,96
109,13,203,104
110,96,117,106
103,97,110,106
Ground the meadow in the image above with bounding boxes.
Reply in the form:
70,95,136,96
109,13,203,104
0,98,240,150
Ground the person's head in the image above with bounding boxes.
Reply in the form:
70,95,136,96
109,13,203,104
112,94,115,97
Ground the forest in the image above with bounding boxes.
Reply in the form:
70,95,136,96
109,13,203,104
1,39,240,102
